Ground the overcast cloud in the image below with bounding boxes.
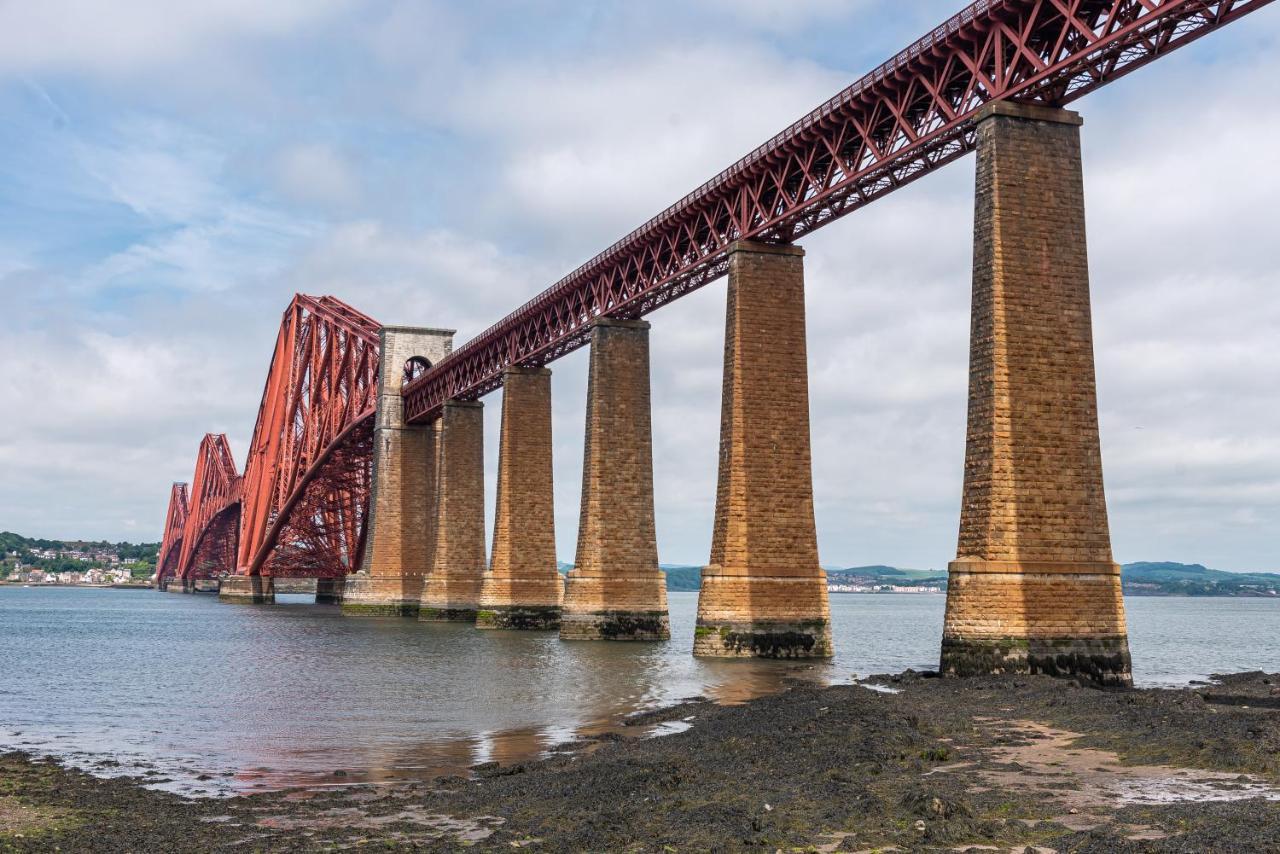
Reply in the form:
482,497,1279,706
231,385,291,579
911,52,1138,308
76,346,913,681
1,1,1277,573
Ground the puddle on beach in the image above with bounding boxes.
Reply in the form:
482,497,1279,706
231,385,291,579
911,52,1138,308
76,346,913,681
961,719,1280,832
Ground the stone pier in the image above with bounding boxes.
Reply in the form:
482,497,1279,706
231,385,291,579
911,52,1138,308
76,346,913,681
342,325,455,617
694,241,832,658
562,319,669,641
219,574,275,604
477,367,562,630
941,102,1131,687
315,578,343,604
419,400,487,622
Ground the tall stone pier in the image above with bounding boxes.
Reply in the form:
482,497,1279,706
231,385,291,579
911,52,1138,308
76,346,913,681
342,325,455,617
941,102,1131,686
477,367,562,629
562,319,669,641
419,400,487,621
694,241,832,658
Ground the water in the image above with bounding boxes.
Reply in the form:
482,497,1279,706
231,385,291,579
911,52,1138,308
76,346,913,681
1,587,1277,796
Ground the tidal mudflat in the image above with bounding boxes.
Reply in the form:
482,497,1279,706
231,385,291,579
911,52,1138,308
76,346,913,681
4,671,1279,852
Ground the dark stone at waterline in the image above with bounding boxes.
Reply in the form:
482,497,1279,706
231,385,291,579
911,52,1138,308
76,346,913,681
940,635,1132,687
475,605,561,630
340,601,419,618
560,610,671,641
418,606,479,623
693,620,833,659
217,576,275,605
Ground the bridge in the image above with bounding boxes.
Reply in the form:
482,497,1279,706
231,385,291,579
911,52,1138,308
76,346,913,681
156,0,1275,686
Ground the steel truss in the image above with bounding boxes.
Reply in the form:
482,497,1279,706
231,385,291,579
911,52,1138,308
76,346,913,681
235,295,381,578
403,0,1274,423
176,433,241,581
156,482,189,586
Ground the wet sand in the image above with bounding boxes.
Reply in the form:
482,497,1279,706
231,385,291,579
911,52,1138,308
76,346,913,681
2,671,1279,851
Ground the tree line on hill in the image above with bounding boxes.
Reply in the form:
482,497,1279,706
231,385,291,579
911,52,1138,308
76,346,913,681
0,531,159,579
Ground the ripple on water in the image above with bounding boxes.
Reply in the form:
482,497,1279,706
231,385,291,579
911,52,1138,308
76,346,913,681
2,587,1279,796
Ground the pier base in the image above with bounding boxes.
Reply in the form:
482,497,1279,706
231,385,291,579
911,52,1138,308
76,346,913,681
419,401,487,623
562,319,669,641
315,578,344,604
341,325,454,618
476,367,562,630
218,575,275,604
940,102,1130,687
694,242,831,659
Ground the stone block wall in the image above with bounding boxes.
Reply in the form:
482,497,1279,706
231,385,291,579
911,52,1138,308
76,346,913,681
420,400,487,621
343,326,454,618
477,367,562,629
943,102,1130,686
562,319,669,641
218,574,275,604
694,241,831,658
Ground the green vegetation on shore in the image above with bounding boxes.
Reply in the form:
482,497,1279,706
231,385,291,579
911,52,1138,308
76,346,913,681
0,532,158,581
1122,561,1280,596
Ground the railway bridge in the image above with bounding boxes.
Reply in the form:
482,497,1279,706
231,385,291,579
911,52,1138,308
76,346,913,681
156,0,1275,686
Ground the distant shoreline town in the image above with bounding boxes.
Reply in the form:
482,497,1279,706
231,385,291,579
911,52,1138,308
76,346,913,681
1,532,156,588
3,531,1280,598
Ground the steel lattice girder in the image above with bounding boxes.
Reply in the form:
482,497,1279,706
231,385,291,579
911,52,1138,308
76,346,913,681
235,294,381,578
156,482,189,583
176,434,241,581
403,0,1275,423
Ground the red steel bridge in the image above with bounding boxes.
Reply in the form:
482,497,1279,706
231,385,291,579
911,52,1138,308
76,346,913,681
159,0,1272,589
158,295,381,588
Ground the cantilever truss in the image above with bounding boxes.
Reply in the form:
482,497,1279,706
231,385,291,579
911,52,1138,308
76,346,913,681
235,295,381,578
156,482,189,585
176,433,241,581
404,0,1275,423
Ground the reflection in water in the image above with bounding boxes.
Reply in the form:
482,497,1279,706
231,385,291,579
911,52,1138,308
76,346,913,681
2,587,1279,796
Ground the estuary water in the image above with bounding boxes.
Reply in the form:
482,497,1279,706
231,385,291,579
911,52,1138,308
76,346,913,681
1,586,1278,796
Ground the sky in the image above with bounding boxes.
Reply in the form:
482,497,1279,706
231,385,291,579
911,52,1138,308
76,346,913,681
1,1,1278,572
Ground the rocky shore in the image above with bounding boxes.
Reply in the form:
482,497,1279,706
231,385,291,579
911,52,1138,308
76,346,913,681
3,671,1279,852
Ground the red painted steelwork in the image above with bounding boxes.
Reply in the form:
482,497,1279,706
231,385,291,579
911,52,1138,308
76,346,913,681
404,0,1274,422
156,482,189,586
176,433,241,582
235,295,380,578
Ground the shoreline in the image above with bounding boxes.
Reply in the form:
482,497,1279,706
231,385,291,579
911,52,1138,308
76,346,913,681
8,583,1280,597
0,582,151,590
2,671,1278,851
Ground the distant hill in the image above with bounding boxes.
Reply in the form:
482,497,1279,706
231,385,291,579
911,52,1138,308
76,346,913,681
562,560,1270,596
826,565,947,587
557,562,703,591
641,560,1280,596
1121,562,1280,596
661,565,702,591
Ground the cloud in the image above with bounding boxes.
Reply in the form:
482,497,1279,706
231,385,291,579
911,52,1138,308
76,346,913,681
271,144,362,209
66,119,319,294
692,0,873,32
439,44,847,251
1,0,1278,577
0,0,350,76
286,221,555,340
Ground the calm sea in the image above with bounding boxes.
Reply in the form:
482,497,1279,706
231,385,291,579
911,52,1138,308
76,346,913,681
1,587,1277,796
